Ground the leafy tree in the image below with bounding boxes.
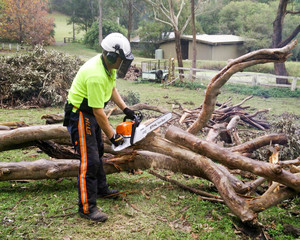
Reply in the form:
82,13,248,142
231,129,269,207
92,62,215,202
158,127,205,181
219,1,275,51
137,19,172,42
272,0,300,83
83,19,127,50
0,0,54,45
197,6,221,34
145,0,202,81
67,0,98,33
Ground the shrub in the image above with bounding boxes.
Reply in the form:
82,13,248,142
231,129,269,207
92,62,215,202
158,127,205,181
83,20,127,51
121,91,140,106
0,45,84,107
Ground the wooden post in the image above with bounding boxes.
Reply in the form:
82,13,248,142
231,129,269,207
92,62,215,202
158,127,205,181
252,75,258,86
168,58,171,82
9,44,11,51
172,58,175,81
16,44,19,52
291,77,297,91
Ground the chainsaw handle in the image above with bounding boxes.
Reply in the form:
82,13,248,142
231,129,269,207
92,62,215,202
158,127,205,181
122,111,143,126
122,111,143,146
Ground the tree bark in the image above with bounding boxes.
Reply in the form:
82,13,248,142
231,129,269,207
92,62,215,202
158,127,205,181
174,30,184,81
166,125,300,192
272,0,288,85
127,0,133,41
272,0,300,84
229,133,288,153
190,0,196,82
35,140,79,159
0,125,70,151
98,0,103,44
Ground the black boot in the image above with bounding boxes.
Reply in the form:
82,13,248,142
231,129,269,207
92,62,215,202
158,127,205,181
98,188,119,199
79,208,108,222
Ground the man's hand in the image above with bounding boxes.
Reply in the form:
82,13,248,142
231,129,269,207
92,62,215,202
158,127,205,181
110,134,124,146
123,107,135,120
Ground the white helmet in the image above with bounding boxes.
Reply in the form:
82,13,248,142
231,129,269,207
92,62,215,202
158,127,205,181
101,32,132,59
101,32,134,78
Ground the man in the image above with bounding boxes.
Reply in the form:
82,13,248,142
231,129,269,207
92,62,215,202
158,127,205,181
63,33,135,222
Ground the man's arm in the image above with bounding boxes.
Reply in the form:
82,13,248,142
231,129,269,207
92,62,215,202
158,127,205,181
93,108,114,139
111,87,127,110
111,87,135,120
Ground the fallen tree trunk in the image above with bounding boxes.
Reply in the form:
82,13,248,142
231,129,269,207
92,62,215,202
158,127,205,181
0,125,70,151
1,129,298,224
165,125,300,192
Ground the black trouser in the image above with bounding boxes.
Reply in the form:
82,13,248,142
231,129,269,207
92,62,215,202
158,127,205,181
67,110,108,214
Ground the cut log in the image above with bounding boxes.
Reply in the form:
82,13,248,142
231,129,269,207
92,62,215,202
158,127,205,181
0,125,69,151
0,159,79,180
0,121,27,127
0,125,11,131
41,114,64,124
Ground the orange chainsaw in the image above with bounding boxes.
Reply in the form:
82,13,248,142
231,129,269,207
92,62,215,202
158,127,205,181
112,112,172,151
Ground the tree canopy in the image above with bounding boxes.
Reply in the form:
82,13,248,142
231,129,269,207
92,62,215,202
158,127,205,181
0,0,54,45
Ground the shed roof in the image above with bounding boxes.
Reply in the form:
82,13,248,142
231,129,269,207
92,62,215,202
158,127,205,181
159,34,245,45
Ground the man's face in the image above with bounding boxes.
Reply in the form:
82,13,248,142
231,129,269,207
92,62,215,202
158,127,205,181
110,56,122,69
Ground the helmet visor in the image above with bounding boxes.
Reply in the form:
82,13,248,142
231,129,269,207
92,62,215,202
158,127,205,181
117,51,134,78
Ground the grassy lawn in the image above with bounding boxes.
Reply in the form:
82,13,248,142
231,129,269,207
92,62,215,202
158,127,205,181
49,11,85,43
1,78,300,239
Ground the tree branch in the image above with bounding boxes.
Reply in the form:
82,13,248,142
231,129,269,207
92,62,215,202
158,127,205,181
187,40,298,134
278,24,300,47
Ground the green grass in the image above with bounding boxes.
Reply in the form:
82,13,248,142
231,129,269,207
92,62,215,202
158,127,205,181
0,172,242,240
1,78,300,239
49,11,85,43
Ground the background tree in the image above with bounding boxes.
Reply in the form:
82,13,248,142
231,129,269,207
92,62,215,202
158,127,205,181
98,0,103,44
219,1,275,51
145,0,201,81
83,19,127,50
127,0,133,41
67,0,98,33
0,0,54,45
272,0,300,84
190,0,196,81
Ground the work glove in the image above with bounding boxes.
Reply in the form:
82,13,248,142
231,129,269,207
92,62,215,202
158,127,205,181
110,134,124,147
123,107,135,120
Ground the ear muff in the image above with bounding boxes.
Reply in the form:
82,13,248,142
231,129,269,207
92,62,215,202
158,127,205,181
106,52,118,64
106,44,121,64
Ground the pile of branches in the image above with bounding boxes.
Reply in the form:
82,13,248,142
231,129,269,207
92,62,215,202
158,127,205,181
0,45,84,108
170,95,269,130
123,65,142,81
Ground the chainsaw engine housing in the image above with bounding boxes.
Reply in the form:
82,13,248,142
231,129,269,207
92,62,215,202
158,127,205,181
116,121,133,137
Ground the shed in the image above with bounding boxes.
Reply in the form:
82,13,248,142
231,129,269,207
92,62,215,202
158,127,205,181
159,34,246,61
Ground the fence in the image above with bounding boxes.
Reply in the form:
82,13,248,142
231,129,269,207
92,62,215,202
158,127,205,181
1,43,22,52
176,67,300,91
